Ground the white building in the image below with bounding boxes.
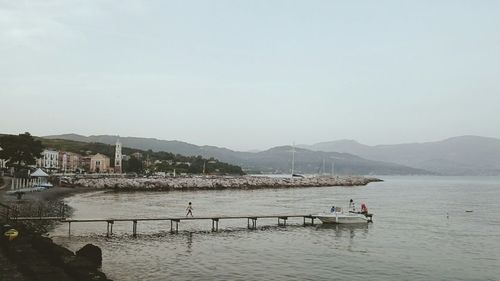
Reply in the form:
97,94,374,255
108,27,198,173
37,149,59,170
0,146,7,169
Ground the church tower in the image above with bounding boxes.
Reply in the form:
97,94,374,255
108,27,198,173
114,139,122,173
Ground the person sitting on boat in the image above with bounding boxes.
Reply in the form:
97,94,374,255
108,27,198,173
361,203,368,215
330,206,336,213
349,199,356,212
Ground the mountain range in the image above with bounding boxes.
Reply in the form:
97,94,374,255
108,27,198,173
300,136,500,176
43,134,500,176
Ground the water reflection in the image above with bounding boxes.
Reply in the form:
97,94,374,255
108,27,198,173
316,223,369,237
186,232,193,254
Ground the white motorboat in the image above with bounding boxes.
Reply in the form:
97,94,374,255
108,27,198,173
315,207,373,224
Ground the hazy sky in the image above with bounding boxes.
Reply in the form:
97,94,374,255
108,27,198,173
1,1,499,151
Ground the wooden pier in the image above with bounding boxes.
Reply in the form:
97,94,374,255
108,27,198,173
12,215,318,237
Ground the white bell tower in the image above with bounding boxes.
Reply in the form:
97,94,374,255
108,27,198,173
115,139,122,173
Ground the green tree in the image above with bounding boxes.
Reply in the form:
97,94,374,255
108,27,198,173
124,156,144,174
0,132,43,170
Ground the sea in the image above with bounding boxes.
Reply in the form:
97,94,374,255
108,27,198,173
50,176,500,281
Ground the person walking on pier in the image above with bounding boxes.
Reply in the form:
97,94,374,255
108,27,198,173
186,202,193,217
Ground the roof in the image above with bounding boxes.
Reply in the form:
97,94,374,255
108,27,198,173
91,153,110,159
31,168,49,177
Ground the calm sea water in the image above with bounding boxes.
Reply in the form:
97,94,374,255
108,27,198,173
50,176,500,281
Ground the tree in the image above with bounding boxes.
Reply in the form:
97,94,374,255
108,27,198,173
124,156,144,174
0,132,44,170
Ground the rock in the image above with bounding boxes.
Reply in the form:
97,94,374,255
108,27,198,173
0,224,111,281
74,175,381,191
30,236,75,266
76,244,102,267
66,256,101,280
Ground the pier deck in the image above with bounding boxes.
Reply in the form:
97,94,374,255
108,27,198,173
11,214,319,237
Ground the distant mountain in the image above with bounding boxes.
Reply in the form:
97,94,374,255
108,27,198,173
43,134,427,175
302,136,500,175
241,146,429,175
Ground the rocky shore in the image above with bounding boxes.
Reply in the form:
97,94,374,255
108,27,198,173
74,175,382,191
1,178,111,281
0,224,111,281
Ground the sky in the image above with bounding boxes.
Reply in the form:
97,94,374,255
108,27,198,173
1,0,500,151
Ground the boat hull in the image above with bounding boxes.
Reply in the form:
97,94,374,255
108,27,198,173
315,212,371,224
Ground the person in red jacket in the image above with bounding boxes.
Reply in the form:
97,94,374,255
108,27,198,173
361,203,368,215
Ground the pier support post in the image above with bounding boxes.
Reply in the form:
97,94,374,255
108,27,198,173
132,220,137,237
278,217,288,226
68,222,71,236
247,218,257,229
248,218,257,229
106,220,114,237
212,218,219,232
303,216,315,226
170,219,179,234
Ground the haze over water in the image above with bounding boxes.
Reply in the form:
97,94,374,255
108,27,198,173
50,176,500,281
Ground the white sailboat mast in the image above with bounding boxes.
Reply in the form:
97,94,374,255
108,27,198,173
291,143,295,177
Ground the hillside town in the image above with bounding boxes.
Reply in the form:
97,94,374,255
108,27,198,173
0,133,244,177
1,139,126,174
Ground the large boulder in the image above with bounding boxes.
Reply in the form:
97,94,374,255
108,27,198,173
30,236,75,266
76,243,102,267
66,256,109,281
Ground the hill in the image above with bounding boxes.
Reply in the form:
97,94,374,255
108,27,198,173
302,136,500,175
43,134,430,175
38,137,244,175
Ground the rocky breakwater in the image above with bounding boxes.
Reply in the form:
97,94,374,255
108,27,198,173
74,176,382,191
